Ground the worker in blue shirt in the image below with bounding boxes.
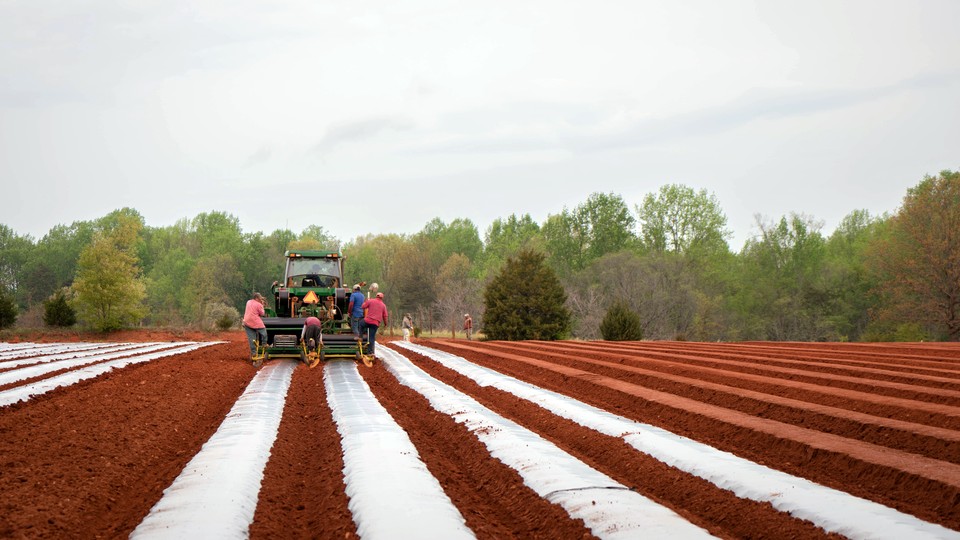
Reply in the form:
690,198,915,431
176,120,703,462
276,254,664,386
347,284,367,337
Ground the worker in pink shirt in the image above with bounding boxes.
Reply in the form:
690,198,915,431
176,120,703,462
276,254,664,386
243,292,268,366
360,292,388,359
301,316,323,367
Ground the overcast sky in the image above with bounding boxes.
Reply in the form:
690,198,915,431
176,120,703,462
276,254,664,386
2,0,959,250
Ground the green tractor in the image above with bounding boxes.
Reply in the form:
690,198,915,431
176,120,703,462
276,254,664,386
256,250,368,366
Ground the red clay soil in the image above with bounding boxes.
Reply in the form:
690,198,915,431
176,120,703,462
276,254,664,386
249,359,357,539
424,338,960,531
0,333,254,538
1,331,959,538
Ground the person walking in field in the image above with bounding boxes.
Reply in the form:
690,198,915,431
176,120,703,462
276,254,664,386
402,313,414,342
243,292,268,366
463,313,473,340
360,292,388,359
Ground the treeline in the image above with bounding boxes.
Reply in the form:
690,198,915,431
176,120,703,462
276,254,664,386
1,170,958,341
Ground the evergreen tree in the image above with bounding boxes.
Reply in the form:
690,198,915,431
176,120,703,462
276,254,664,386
599,300,643,341
483,249,571,340
43,288,76,327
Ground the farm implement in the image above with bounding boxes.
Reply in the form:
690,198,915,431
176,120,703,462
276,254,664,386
251,250,372,368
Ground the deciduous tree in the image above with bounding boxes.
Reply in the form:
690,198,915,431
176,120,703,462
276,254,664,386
70,215,147,331
868,170,960,341
636,184,730,254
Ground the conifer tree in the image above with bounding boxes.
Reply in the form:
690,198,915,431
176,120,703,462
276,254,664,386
483,249,571,340
43,288,76,327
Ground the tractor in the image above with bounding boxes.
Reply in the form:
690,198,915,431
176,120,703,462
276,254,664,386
254,250,369,367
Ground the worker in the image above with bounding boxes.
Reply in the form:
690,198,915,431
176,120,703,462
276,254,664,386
301,315,322,353
463,313,473,340
243,292,268,365
301,315,322,368
360,292,389,359
347,284,366,337
402,313,414,342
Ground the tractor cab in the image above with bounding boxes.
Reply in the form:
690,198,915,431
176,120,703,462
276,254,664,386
268,250,346,321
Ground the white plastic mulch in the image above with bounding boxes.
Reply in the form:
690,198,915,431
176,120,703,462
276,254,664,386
392,341,960,540
380,345,715,540
0,342,220,407
131,359,297,539
0,343,192,386
325,359,475,540
0,342,116,361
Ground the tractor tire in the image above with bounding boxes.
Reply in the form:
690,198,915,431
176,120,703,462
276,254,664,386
299,349,307,364
319,350,326,363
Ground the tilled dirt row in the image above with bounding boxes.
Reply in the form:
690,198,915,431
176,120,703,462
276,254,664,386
479,340,960,462
0,339,254,538
422,339,960,531
2,335,958,538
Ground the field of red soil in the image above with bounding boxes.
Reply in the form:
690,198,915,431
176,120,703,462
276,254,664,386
1,331,959,538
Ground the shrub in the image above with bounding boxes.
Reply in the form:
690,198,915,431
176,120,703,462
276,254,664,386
599,301,643,341
207,302,240,331
43,289,77,327
413,326,422,338
0,290,17,330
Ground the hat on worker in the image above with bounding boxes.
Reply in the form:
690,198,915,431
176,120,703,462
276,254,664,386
353,284,361,290
253,292,265,300
376,292,384,298
464,313,469,317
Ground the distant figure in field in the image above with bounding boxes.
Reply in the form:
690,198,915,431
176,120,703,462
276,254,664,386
463,313,473,340
402,313,414,342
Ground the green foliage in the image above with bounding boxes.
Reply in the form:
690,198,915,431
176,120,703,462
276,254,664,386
542,192,637,276
43,288,76,327
0,224,34,306
482,213,542,278
0,288,17,329
420,217,484,264
599,301,643,341
207,302,240,331
482,249,571,340
732,213,831,340
636,184,730,254
187,254,241,327
821,210,885,341
867,170,960,341
4,172,958,342
70,216,147,332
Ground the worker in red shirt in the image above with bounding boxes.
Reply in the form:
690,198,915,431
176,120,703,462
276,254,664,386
360,292,389,359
